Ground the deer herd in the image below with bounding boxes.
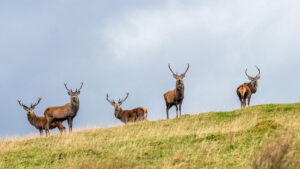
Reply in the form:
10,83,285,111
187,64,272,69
18,64,261,137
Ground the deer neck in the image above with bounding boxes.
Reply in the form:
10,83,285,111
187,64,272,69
27,114,38,127
70,98,80,113
248,81,258,94
114,107,123,119
176,84,184,98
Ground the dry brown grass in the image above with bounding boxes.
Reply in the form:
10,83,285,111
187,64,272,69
253,130,299,169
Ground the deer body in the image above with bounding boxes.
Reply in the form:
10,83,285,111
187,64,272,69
106,93,148,124
44,103,79,120
164,64,189,120
27,114,65,136
237,66,260,108
114,107,147,123
18,98,66,136
44,82,83,136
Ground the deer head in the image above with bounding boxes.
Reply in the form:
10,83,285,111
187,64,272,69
106,93,129,117
64,82,83,104
168,64,190,90
245,66,261,93
18,98,42,116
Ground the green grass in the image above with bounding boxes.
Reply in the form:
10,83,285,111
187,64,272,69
1,103,300,169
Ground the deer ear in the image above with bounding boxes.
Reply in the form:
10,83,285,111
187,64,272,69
68,91,72,96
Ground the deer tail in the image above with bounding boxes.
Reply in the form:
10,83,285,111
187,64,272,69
143,107,148,120
239,87,247,98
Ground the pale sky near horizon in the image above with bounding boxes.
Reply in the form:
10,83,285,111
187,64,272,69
1,0,300,137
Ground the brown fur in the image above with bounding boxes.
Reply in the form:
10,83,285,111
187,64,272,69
18,98,66,136
115,107,148,123
237,83,252,108
44,82,83,136
106,93,148,124
164,64,189,119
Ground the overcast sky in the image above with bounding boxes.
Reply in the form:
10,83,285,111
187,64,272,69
1,0,300,137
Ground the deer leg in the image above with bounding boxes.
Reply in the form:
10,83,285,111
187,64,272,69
166,104,170,120
137,114,142,122
241,98,244,108
238,95,243,109
45,117,52,137
241,100,244,109
58,127,62,135
175,105,179,118
67,118,73,133
63,125,66,134
59,127,66,135
238,93,245,109
144,110,147,120
248,96,251,107
179,103,182,117
39,128,43,137
58,123,66,135
135,113,139,122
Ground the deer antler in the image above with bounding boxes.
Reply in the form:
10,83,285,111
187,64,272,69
30,97,42,109
245,66,261,80
31,98,42,109
168,64,178,78
181,63,190,77
76,82,84,92
64,83,72,93
118,92,129,104
17,99,29,110
245,68,254,80
106,94,115,105
255,65,261,79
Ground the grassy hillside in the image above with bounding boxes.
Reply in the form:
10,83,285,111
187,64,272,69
0,104,299,169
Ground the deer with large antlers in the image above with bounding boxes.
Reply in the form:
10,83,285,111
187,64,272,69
18,98,66,136
44,82,83,136
237,66,261,108
164,64,190,120
106,93,148,124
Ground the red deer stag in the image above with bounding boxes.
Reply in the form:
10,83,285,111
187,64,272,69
164,63,190,120
106,93,148,124
44,82,83,136
18,98,66,136
237,66,261,108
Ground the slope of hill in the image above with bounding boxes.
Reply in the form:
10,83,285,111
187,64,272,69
0,104,299,169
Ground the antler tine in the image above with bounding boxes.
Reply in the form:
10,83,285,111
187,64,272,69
17,99,28,109
64,83,72,92
255,65,261,79
182,63,190,76
245,68,253,80
168,64,177,76
106,93,115,104
76,82,84,92
119,92,129,104
31,97,42,109
17,99,24,107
